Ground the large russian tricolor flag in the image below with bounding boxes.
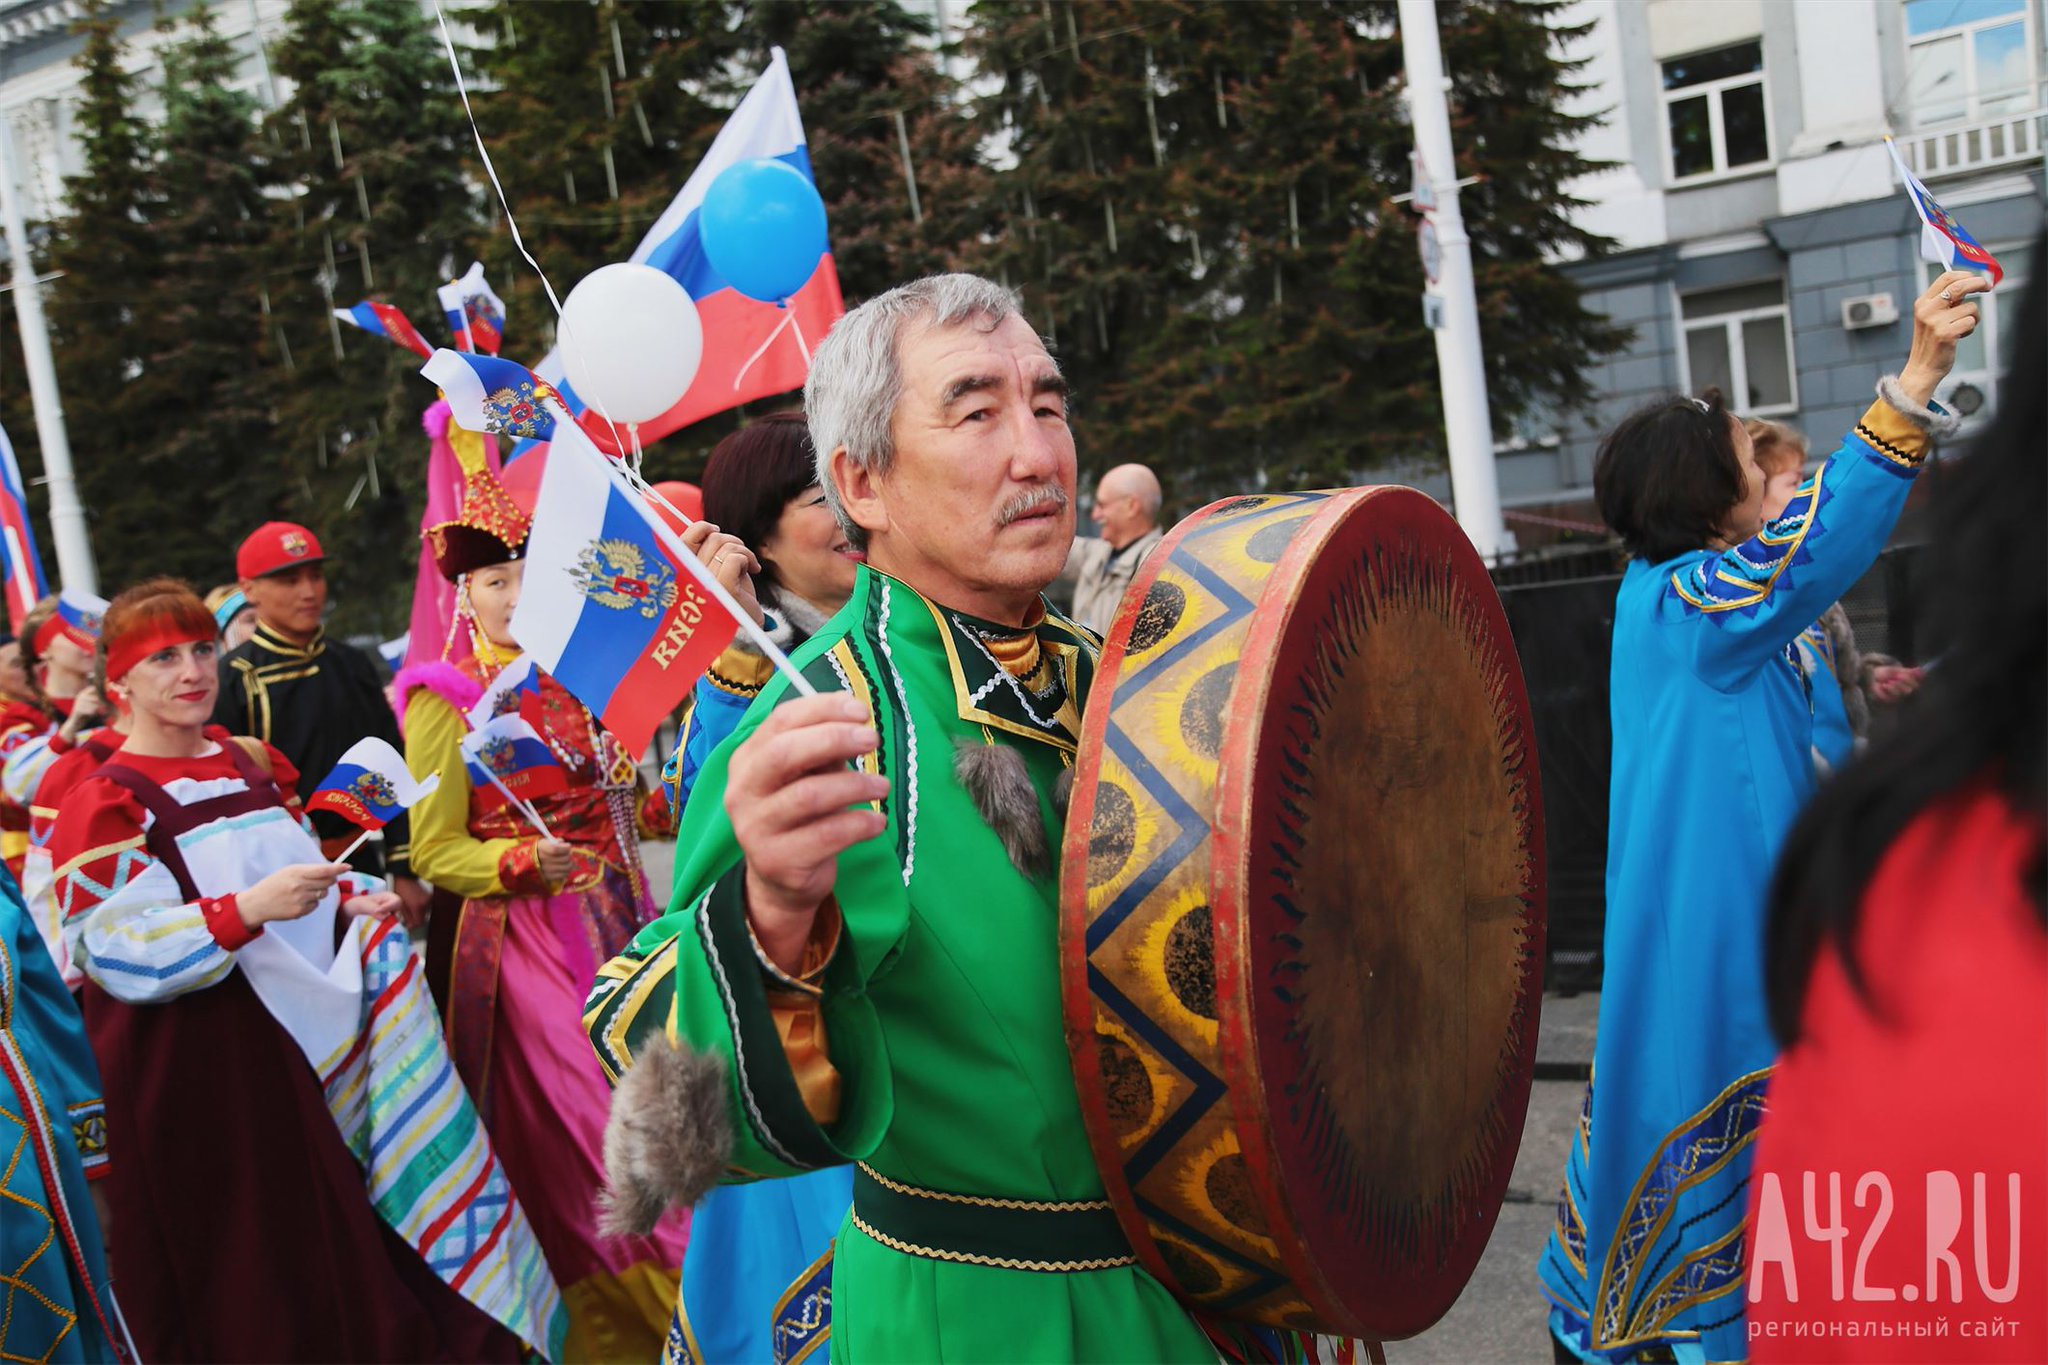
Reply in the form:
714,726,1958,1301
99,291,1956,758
0,422,47,636
511,413,737,756
536,47,843,453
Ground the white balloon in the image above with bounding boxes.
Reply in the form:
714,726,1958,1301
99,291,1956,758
557,263,704,426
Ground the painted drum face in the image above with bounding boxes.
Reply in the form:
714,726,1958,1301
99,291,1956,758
1059,488,1547,1341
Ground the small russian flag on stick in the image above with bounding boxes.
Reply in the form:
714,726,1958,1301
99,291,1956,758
308,738,441,862
1885,137,2005,287
334,300,434,359
460,714,563,836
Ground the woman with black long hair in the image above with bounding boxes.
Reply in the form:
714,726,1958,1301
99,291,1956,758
1746,257,2046,1361
1538,270,1988,1364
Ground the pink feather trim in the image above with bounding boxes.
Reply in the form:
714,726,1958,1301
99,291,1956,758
422,399,452,440
392,660,483,735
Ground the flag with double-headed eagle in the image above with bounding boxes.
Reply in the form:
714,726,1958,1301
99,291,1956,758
1885,137,2005,286
422,350,562,443
467,655,546,729
511,409,737,756
460,713,567,809
440,261,508,355
309,738,440,831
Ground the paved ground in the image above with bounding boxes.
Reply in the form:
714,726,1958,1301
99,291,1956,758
641,840,1597,1362
1397,989,1598,1364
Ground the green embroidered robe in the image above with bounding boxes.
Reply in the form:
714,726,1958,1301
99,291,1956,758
587,566,1214,1363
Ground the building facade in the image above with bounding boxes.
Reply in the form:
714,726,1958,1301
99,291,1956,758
1504,0,2044,533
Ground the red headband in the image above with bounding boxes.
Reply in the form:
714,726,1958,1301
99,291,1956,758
32,614,91,659
105,625,214,684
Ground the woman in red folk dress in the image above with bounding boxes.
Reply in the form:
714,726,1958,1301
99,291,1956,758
1,595,108,899
399,458,701,1361
51,579,539,1364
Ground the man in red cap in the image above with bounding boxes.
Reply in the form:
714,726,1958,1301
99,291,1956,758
213,521,426,916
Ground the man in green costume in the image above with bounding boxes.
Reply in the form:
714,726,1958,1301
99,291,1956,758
587,274,1219,1362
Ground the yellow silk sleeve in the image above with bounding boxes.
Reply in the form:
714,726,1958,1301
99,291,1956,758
402,688,521,900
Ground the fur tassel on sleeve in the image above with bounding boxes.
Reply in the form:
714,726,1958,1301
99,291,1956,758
597,1040,735,1236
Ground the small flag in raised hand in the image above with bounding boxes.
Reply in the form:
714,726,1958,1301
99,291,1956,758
461,714,567,808
1885,137,2004,286
440,261,508,355
511,412,738,757
309,738,440,830
334,300,434,359
468,654,545,729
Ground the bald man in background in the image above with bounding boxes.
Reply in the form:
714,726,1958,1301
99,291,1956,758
1061,462,1165,633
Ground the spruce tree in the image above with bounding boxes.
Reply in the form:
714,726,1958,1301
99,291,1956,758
466,1,741,340
44,0,163,590
966,0,1623,499
264,0,479,635
739,1,993,299
132,3,282,590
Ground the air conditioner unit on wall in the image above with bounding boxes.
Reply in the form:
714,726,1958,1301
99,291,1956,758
1841,293,1898,330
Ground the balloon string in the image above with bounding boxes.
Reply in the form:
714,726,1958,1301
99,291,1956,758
431,1,629,458
733,310,795,390
789,312,811,366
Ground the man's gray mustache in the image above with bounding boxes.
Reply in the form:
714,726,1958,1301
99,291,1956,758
996,485,1070,527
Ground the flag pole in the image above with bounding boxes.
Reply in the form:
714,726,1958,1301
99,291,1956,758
0,117,96,594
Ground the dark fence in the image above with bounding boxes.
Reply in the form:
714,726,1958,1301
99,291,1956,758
1491,542,1930,993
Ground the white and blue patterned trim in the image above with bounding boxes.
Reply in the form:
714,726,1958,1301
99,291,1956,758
1670,467,1828,615
874,582,918,887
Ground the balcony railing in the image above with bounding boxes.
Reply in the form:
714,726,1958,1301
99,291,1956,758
1899,106,2048,180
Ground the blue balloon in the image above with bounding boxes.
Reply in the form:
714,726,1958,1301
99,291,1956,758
699,158,829,304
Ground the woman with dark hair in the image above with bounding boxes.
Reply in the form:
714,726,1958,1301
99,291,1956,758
1745,261,2046,1361
1538,271,1988,1364
659,410,860,806
590,411,859,1364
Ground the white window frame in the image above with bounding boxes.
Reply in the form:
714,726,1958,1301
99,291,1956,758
1659,43,1774,186
1924,246,2032,428
1675,280,1800,417
1904,0,2041,129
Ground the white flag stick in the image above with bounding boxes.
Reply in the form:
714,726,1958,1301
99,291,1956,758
335,826,375,865
479,764,554,840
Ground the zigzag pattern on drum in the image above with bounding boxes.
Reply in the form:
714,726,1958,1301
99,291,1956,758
1080,494,1329,1318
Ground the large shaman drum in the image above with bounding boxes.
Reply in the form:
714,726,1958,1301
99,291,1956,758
1058,488,1545,1341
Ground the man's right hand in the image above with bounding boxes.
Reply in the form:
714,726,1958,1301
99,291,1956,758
726,694,887,974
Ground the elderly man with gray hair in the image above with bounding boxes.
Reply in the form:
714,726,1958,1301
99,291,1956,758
589,274,1227,1361
1061,461,1165,633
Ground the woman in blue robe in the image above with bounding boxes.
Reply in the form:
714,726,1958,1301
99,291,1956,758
1538,272,1988,1364
0,868,126,1363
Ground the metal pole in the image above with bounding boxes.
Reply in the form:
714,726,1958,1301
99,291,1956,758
0,116,94,594
1397,0,1512,561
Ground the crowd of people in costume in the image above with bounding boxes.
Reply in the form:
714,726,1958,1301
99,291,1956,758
0,255,2036,1365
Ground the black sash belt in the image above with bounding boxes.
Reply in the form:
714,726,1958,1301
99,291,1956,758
850,1164,1137,1273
